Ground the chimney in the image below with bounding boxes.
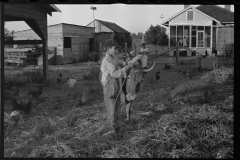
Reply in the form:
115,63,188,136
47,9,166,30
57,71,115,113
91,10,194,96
225,5,231,11
184,5,190,9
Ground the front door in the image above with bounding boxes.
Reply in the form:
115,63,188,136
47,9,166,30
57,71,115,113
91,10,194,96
197,31,204,48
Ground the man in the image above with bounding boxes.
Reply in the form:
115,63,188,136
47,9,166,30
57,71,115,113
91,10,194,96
138,42,149,69
183,37,187,47
100,39,138,135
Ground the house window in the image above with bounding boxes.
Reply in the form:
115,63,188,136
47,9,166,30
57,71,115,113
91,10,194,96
191,26,196,47
187,11,194,21
205,26,211,47
64,37,71,48
183,26,190,47
177,26,183,45
170,26,177,47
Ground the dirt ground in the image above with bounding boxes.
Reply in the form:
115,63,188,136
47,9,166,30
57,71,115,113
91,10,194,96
3,57,233,158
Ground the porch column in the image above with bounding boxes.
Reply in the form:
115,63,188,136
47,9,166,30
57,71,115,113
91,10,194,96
42,38,48,84
210,24,213,48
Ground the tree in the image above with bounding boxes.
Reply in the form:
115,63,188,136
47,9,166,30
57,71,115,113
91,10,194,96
145,24,168,46
4,22,14,40
131,33,137,39
137,32,143,39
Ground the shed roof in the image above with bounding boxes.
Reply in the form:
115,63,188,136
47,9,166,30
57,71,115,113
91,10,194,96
14,23,94,33
196,5,234,23
94,19,130,33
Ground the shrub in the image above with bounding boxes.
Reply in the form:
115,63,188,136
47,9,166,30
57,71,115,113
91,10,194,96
89,52,100,62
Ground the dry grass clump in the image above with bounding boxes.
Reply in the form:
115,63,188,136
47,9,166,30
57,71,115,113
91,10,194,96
201,66,234,84
83,66,100,80
170,79,212,98
33,117,58,139
28,142,74,158
122,103,233,158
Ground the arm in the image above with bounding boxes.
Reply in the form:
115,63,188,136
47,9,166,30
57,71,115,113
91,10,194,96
106,60,126,78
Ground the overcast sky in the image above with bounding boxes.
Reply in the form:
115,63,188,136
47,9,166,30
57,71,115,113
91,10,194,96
5,4,234,34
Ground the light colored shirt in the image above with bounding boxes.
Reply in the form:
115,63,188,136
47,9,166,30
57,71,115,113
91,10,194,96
139,47,149,54
100,54,126,86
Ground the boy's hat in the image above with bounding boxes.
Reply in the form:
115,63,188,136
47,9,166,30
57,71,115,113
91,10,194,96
105,39,121,49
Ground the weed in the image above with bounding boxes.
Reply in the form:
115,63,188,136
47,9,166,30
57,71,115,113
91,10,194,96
34,117,58,139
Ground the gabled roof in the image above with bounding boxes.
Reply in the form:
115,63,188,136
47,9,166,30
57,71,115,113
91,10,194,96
89,19,130,33
14,23,93,33
196,5,234,23
162,5,234,26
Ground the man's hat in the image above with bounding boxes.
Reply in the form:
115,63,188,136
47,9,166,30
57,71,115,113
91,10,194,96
105,39,121,49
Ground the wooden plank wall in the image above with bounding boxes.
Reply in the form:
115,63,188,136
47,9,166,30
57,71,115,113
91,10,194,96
5,4,47,39
62,24,94,63
13,24,64,57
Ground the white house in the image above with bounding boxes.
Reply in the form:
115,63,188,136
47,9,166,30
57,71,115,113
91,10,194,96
162,5,234,56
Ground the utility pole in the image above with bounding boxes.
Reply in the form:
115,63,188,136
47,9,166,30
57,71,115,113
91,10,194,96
90,6,97,31
160,14,164,26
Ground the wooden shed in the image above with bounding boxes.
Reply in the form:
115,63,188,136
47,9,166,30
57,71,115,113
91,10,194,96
1,3,61,85
13,23,95,64
86,19,132,52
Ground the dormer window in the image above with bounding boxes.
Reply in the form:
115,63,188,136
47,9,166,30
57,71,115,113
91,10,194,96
187,10,194,21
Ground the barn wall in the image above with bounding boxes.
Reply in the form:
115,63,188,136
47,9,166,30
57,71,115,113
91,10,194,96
5,4,48,39
94,33,112,52
62,24,94,63
13,24,64,57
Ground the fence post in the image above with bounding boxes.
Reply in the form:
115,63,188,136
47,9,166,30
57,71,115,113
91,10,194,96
99,42,102,60
54,47,57,60
134,43,136,56
176,40,179,65
125,42,127,55
223,39,226,57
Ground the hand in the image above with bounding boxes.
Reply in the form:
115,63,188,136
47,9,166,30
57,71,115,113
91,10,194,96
133,61,139,67
125,63,134,70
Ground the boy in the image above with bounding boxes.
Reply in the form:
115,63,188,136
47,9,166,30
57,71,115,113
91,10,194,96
100,39,138,135
138,42,149,69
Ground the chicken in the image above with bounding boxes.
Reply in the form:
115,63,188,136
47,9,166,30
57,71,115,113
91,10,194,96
186,72,193,80
27,87,43,100
67,78,77,88
164,63,171,70
203,50,208,58
12,98,32,115
57,77,62,84
4,110,22,136
204,90,215,103
183,70,187,75
155,71,160,80
198,66,202,72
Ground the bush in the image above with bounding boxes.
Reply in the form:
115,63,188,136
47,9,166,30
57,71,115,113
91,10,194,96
89,52,100,62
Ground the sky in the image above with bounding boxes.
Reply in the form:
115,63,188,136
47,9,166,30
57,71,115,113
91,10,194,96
5,4,234,34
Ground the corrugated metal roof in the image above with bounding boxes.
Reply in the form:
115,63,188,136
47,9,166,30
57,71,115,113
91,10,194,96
196,5,234,23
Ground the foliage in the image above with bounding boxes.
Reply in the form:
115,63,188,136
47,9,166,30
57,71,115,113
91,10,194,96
131,32,144,39
145,24,168,46
88,52,99,62
113,32,132,51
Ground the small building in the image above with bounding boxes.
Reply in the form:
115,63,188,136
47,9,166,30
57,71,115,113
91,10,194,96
162,5,234,56
86,19,132,53
1,3,61,84
13,23,95,64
